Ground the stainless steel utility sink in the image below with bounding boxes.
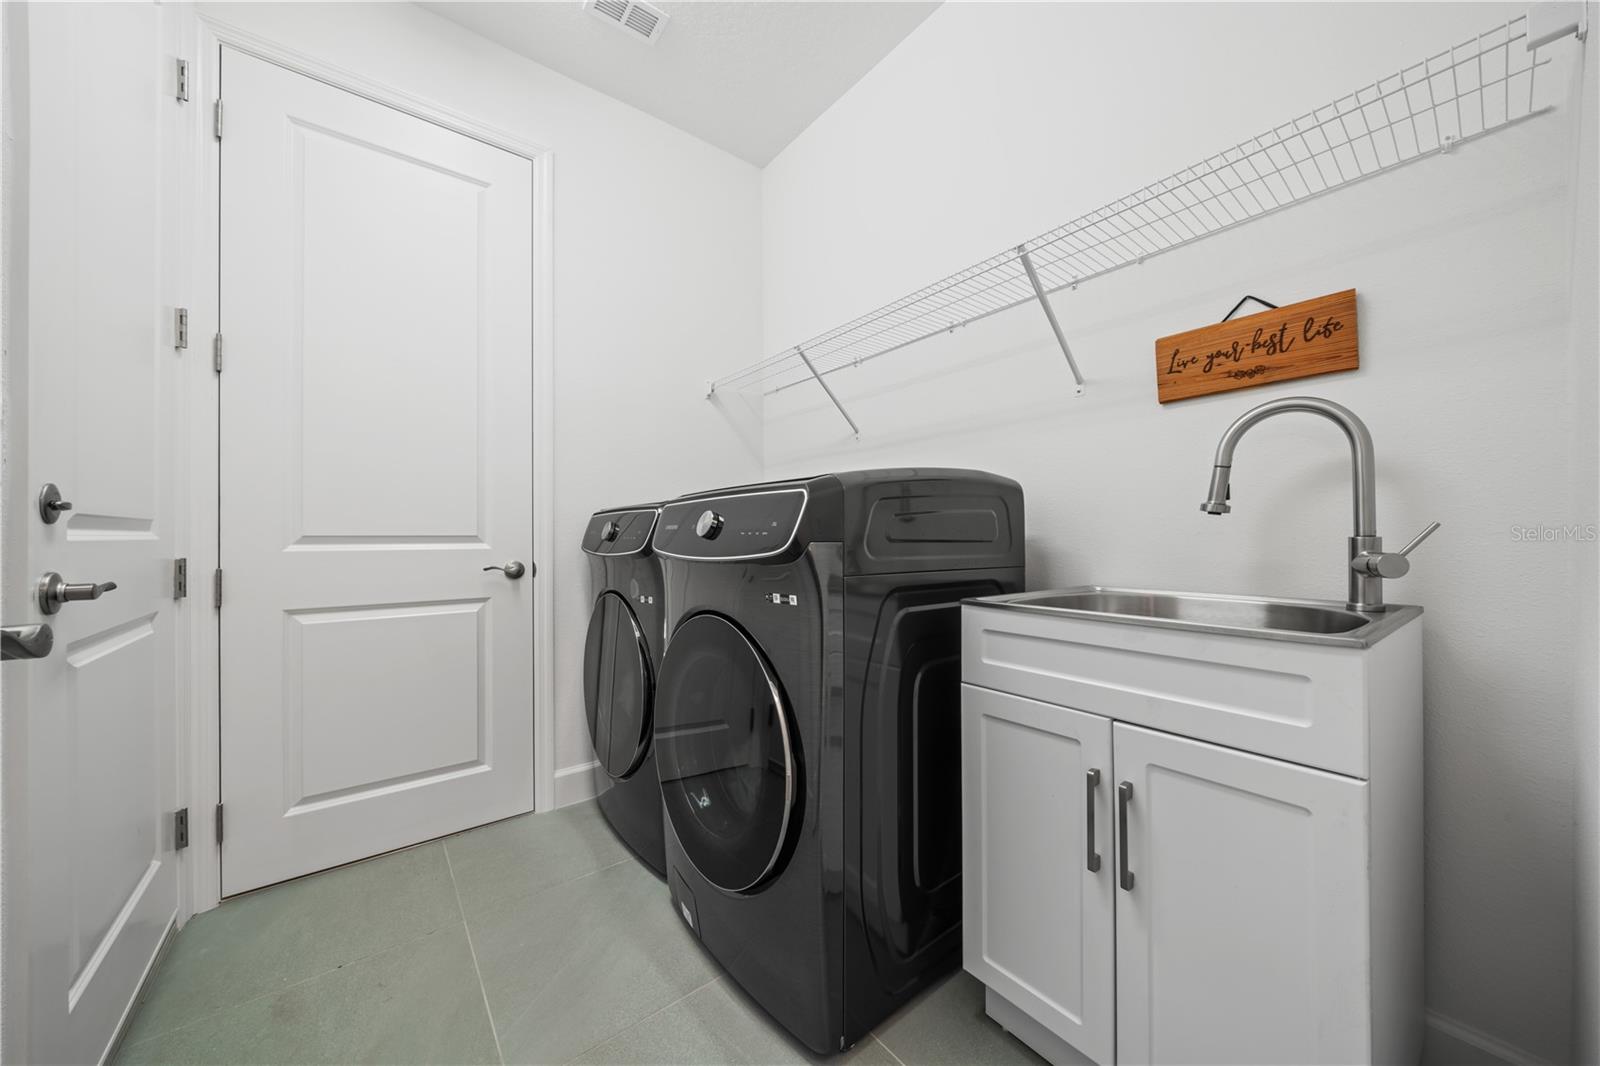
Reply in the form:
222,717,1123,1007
970,586,1422,648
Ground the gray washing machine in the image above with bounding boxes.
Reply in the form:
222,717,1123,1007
582,505,666,876
649,469,1025,1052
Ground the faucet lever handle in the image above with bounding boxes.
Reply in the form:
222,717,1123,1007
1397,521,1441,557
1351,521,1440,581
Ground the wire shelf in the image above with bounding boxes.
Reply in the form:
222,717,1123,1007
710,14,1567,421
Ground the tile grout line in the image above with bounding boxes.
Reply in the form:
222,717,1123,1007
444,839,506,1066
869,1031,910,1066
558,974,723,1066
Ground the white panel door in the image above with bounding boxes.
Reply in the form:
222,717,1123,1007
1113,723,1370,1066
18,4,181,1061
961,685,1115,1066
219,49,535,895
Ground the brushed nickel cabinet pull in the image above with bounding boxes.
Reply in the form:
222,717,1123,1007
1118,781,1135,891
1085,769,1102,873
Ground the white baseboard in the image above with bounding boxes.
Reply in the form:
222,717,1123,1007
551,760,599,809
1424,1011,1550,1066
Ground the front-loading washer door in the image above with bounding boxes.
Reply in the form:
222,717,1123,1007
584,591,654,780
655,612,799,893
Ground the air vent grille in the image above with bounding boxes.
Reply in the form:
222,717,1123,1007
585,0,669,43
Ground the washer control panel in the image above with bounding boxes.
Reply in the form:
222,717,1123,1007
655,489,807,560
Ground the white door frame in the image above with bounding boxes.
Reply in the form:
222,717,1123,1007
1,7,35,1059
179,11,556,919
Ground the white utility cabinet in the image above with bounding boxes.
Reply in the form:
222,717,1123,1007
961,592,1422,1066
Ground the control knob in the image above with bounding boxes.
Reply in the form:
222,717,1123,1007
695,510,724,540
601,520,620,542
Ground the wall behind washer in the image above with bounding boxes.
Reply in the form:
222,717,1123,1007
757,3,1592,1062
1568,10,1598,1065
197,3,765,800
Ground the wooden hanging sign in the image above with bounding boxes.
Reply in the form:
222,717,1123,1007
1155,289,1358,403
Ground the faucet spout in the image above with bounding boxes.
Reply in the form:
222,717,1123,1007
1202,396,1377,536
1198,396,1390,611
1200,465,1232,514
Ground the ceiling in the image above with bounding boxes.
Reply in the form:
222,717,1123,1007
419,1,941,166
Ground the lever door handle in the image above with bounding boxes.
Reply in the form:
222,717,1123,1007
483,561,528,580
37,572,118,615
2,623,54,661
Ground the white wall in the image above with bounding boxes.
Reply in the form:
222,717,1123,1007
758,3,1592,1061
197,3,765,799
1569,11,1598,1065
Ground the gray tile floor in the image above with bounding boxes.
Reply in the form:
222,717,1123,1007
114,802,1044,1065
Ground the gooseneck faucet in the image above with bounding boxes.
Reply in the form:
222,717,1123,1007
1199,396,1438,613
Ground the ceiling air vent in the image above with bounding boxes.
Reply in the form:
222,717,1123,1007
585,0,669,44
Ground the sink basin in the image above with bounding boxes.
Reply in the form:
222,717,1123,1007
971,586,1422,647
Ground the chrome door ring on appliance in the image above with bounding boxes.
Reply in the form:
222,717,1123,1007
584,591,655,780
655,612,797,893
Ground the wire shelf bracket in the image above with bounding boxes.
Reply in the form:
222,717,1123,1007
1018,244,1086,395
709,13,1577,436
796,345,860,439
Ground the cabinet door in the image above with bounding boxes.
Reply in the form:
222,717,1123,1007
1113,723,1370,1066
962,685,1115,1065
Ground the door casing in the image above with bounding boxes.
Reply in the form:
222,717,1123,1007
179,11,556,917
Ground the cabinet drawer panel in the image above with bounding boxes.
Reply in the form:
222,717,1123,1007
1113,723,1370,1066
961,685,1115,1065
963,604,1368,777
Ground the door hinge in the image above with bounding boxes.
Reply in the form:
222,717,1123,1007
215,803,225,845
176,59,190,103
173,558,188,600
174,307,189,350
213,333,223,373
214,99,224,140
213,568,223,609
174,808,190,850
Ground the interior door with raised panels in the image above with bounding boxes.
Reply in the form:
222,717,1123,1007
218,49,535,895
18,4,181,1061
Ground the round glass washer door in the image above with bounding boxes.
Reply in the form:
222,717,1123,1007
654,612,798,893
583,591,654,780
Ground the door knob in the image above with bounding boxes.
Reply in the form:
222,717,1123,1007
2,623,53,661
37,572,118,615
483,561,528,579
38,483,73,524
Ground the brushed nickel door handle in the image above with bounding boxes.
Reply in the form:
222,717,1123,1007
2,623,53,661
37,572,118,615
483,561,527,579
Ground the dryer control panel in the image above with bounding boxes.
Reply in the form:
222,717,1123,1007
581,508,658,556
654,488,807,561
